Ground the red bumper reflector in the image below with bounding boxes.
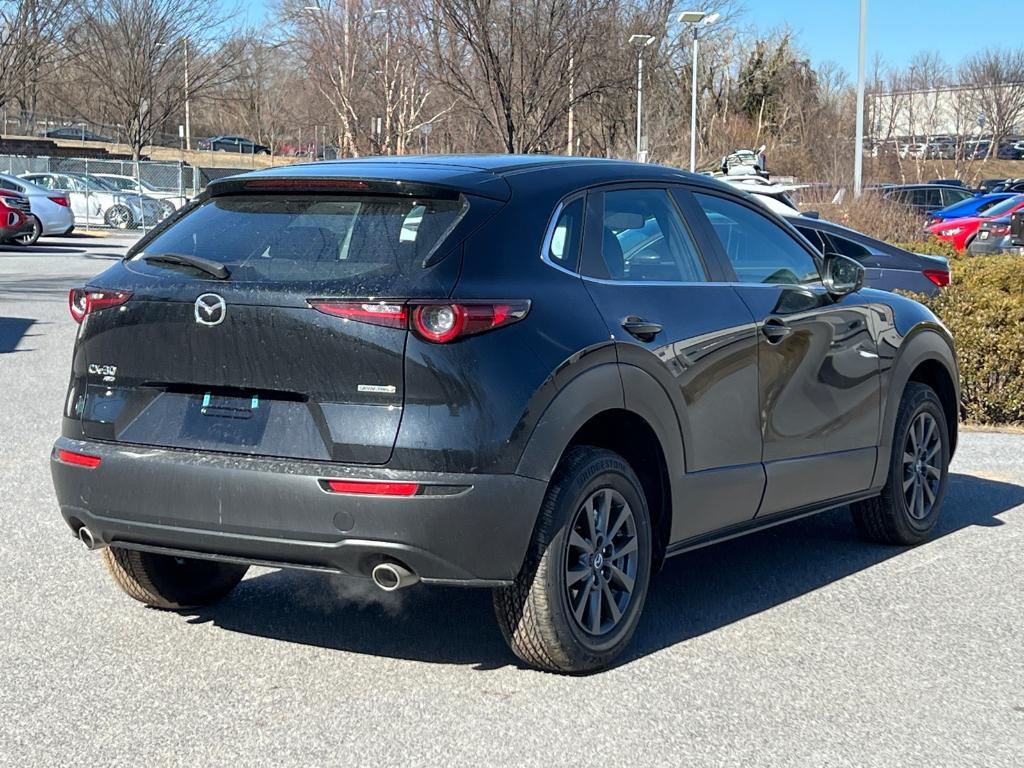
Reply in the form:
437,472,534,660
324,479,419,496
56,449,102,468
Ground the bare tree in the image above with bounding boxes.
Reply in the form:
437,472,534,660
67,0,242,159
0,0,77,123
427,0,628,154
960,48,1024,157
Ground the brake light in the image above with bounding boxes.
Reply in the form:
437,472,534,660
308,300,408,328
323,479,419,496
991,225,1010,236
68,288,132,323
49,196,70,207
244,178,369,191
56,449,102,468
308,299,530,342
923,269,950,287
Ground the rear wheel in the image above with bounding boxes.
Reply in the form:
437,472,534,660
851,382,950,545
493,446,652,673
12,215,41,246
101,547,248,609
104,204,133,229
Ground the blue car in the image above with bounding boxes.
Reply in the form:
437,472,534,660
926,192,1015,225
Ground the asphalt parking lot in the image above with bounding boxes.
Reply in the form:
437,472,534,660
1,236,1022,767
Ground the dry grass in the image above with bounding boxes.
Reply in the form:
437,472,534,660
806,194,927,243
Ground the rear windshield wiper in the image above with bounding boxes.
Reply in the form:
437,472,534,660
142,252,230,280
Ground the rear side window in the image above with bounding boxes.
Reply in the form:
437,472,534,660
597,189,705,282
694,193,820,285
824,233,871,262
547,197,584,270
132,194,468,283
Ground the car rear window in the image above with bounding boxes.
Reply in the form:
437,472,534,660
131,194,468,283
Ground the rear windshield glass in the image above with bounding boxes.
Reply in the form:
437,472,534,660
131,194,468,283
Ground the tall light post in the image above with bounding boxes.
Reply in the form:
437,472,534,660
629,34,655,162
677,10,719,173
854,0,868,197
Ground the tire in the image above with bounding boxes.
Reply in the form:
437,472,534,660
12,215,41,246
101,547,248,609
104,204,133,230
158,200,175,220
851,382,951,545
493,446,653,673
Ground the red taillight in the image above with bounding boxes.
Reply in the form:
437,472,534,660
68,288,132,323
49,196,70,207
923,269,950,287
323,479,419,496
308,299,530,343
56,449,101,468
411,302,530,343
308,300,408,328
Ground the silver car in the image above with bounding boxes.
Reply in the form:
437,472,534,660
0,172,76,244
94,174,188,218
21,172,164,229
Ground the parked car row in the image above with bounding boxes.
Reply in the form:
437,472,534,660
0,170,193,245
717,175,951,296
869,136,1024,160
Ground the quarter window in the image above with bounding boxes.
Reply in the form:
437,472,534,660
597,189,705,282
547,197,584,271
694,193,820,285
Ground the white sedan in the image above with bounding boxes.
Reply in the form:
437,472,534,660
0,172,75,245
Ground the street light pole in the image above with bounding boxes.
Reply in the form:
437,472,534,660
629,34,655,162
854,0,868,197
677,11,720,173
183,39,191,151
690,28,699,172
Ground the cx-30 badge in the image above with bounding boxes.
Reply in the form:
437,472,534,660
194,293,227,326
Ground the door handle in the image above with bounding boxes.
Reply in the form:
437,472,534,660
761,318,792,344
621,316,663,342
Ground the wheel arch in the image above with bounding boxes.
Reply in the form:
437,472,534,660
874,326,960,487
516,363,684,571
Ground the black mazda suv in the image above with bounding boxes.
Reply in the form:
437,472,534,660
52,156,959,673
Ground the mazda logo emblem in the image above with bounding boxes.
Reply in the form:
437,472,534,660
194,293,226,326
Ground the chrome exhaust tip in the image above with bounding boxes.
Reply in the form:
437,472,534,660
78,526,101,550
371,562,420,592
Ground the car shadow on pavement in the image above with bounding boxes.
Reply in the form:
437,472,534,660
182,472,1023,671
0,317,36,353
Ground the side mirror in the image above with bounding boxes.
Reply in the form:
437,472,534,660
822,253,864,297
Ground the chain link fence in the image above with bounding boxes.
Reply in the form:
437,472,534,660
0,154,250,230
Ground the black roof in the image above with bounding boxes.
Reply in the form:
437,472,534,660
213,154,726,202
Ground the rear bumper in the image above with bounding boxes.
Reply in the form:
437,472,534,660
51,437,546,586
38,203,75,236
967,236,1013,256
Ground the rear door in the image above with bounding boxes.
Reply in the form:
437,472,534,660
578,185,765,541
690,191,881,516
75,187,478,465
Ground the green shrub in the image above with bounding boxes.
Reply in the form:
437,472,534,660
891,238,959,260
915,255,1024,425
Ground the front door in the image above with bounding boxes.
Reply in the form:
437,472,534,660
578,185,765,542
689,190,881,516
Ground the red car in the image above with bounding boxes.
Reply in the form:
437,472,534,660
927,194,1024,251
0,190,33,243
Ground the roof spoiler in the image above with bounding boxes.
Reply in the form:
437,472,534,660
207,176,465,200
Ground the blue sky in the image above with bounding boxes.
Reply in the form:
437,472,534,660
743,0,1017,76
